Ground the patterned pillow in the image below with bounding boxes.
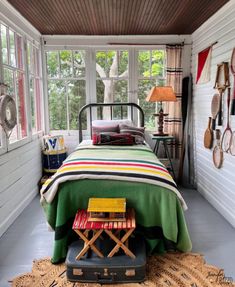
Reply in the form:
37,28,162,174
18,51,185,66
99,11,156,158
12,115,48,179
92,124,119,135
92,132,134,145
119,124,145,144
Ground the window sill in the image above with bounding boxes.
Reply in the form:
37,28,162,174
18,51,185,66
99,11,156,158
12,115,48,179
7,137,31,151
0,132,43,154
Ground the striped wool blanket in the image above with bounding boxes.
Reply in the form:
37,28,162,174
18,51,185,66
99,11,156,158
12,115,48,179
40,143,187,210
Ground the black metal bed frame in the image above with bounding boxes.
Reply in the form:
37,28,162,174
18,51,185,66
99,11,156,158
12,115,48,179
78,102,145,143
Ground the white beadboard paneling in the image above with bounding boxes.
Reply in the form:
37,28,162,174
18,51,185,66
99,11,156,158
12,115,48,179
192,1,235,228
0,138,42,237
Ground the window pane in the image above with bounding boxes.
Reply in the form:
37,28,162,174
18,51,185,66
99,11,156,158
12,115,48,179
60,50,72,77
138,79,156,130
96,50,129,101
35,48,40,76
114,80,128,102
96,79,128,119
113,80,128,119
151,50,165,77
48,80,67,130
1,25,8,64
118,51,128,76
16,72,27,138
47,51,59,78
96,79,105,103
16,35,23,69
137,49,166,129
30,78,36,133
96,51,106,78
138,51,150,77
106,51,116,76
73,51,85,77
9,73,27,144
9,126,18,143
9,30,16,67
3,68,14,95
27,43,32,73
35,78,42,131
68,80,86,130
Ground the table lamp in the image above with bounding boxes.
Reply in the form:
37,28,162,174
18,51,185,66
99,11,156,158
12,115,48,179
146,86,176,136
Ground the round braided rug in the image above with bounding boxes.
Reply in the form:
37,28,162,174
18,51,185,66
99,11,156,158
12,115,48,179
10,253,234,287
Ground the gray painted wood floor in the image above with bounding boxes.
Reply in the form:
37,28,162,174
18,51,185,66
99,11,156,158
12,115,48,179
0,188,235,286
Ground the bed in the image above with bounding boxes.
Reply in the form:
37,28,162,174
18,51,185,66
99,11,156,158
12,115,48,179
40,102,192,263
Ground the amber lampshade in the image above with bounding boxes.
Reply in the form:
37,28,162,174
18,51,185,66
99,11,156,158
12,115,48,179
145,86,176,102
146,86,176,136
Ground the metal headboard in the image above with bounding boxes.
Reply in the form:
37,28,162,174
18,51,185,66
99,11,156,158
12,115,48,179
78,102,145,143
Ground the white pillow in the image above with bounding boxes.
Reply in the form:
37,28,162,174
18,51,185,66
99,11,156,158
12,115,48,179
92,119,133,127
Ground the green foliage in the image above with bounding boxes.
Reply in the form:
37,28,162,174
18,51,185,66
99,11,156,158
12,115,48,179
48,80,67,130
47,51,59,78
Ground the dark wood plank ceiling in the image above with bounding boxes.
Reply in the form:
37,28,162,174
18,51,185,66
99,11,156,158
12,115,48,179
7,0,229,35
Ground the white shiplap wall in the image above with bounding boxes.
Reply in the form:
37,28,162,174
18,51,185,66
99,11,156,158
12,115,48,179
0,139,42,237
192,1,235,228
0,1,43,237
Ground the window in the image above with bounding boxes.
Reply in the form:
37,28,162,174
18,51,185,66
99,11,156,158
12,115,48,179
0,24,27,143
27,41,43,133
137,49,166,129
96,50,129,119
46,50,86,131
45,48,166,131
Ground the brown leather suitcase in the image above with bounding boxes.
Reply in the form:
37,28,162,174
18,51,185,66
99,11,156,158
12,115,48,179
66,235,146,284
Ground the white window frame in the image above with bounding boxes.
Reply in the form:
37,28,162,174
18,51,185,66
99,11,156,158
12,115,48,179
44,44,167,134
94,48,130,118
0,20,43,153
27,39,43,138
45,48,87,135
0,22,30,151
135,47,167,129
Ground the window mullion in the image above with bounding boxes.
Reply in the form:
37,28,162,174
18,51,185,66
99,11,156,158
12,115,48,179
6,26,10,65
150,50,152,77
66,82,70,132
14,32,18,68
72,51,75,77
24,37,32,138
0,25,4,84
0,25,7,153
58,51,61,78
13,70,20,140
41,38,49,134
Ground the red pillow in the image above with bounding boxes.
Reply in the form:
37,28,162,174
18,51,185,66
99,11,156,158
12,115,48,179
92,132,134,145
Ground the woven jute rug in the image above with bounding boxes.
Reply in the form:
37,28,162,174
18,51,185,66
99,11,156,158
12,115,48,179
10,253,234,287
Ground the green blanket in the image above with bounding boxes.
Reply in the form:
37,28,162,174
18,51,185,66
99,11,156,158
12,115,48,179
42,179,192,263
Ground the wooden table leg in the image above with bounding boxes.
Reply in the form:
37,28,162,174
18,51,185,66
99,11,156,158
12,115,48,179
74,229,104,260
105,229,135,258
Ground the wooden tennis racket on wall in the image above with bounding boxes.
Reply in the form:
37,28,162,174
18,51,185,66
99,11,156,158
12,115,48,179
230,131,235,156
204,117,213,148
214,62,230,126
213,129,223,169
230,48,235,115
221,87,232,152
211,93,220,130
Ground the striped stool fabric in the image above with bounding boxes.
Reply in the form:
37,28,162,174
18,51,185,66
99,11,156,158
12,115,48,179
72,208,136,260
